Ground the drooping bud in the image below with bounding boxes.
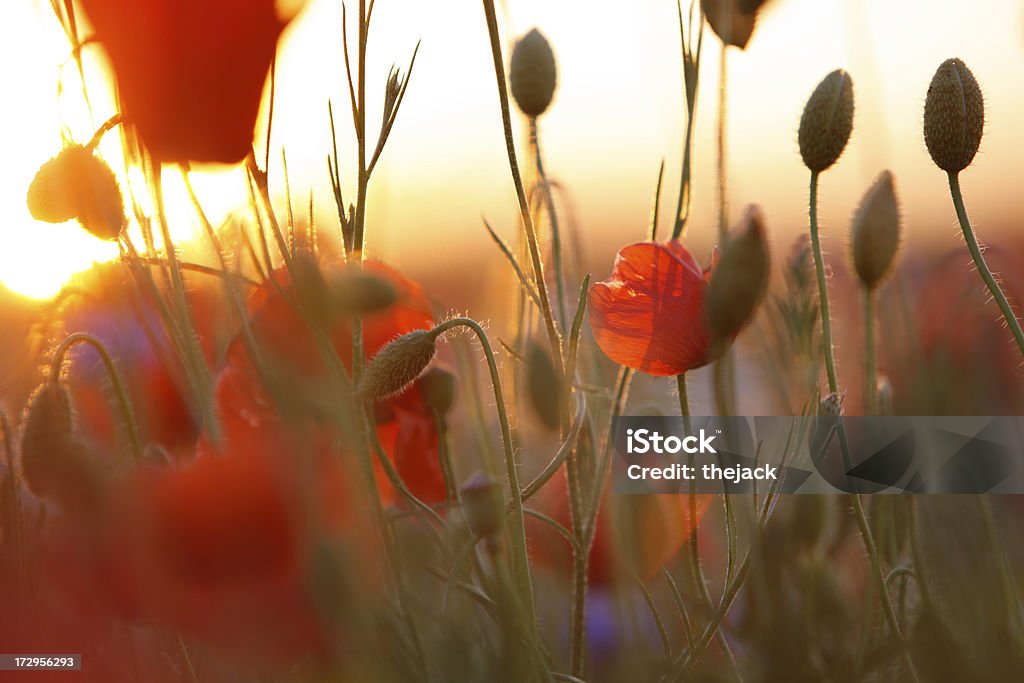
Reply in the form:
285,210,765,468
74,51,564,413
21,381,93,506
851,171,901,290
702,0,759,49
27,144,125,240
359,329,438,400
419,366,456,417
525,340,561,431
510,29,557,117
705,205,771,347
799,70,855,173
291,250,330,328
460,471,503,538
924,58,984,173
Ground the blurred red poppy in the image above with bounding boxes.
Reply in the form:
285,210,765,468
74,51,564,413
588,240,714,376
528,469,713,584
207,260,446,505
79,0,301,163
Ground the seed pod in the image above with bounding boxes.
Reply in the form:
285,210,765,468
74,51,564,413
510,29,557,117
27,144,125,240
460,471,503,538
328,269,398,316
924,58,984,173
798,70,855,173
359,329,437,400
705,205,771,347
525,340,561,431
851,171,901,290
419,366,456,417
702,0,759,49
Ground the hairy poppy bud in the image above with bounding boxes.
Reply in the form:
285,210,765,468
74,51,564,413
702,0,759,49
851,171,901,290
419,366,456,417
799,70,855,173
21,381,92,505
27,145,125,240
359,329,437,400
924,58,984,173
460,471,503,538
525,341,561,431
510,29,557,117
706,206,771,346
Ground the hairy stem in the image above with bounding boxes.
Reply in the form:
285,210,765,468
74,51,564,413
809,171,839,394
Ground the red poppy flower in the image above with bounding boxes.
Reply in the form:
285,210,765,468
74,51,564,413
207,260,446,505
528,470,713,584
79,0,301,163
588,240,714,376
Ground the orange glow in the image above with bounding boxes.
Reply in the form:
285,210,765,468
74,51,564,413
5,0,1024,299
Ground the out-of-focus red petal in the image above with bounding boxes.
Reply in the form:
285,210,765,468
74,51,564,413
79,0,295,163
588,240,712,376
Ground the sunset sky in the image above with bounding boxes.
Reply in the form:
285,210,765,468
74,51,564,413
3,0,1024,299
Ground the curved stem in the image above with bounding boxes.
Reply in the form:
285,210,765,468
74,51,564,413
431,317,539,641
51,332,143,461
948,172,1024,359
808,171,840,394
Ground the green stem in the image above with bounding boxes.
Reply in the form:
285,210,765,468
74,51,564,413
863,288,876,415
948,172,1024,359
808,171,839,394
51,332,142,462
530,118,568,328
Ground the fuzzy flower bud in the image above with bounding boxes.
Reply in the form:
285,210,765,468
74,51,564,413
924,58,984,173
510,29,557,117
359,329,438,400
21,381,91,504
27,144,125,240
706,205,771,347
702,0,760,49
799,70,855,173
851,171,901,290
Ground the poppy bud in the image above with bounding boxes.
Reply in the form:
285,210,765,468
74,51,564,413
705,206,771,347
851,171,901,290
924,58,984,173
359,329,438,400
27,145,125,240
419,366,456,417
21,382,93,505
459,471,503,538
799,70,855,173
702,0,759,49
510,29,557,117
328,268,398,316
525,341,561,431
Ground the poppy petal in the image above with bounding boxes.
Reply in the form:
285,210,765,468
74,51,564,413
588,241,712,376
